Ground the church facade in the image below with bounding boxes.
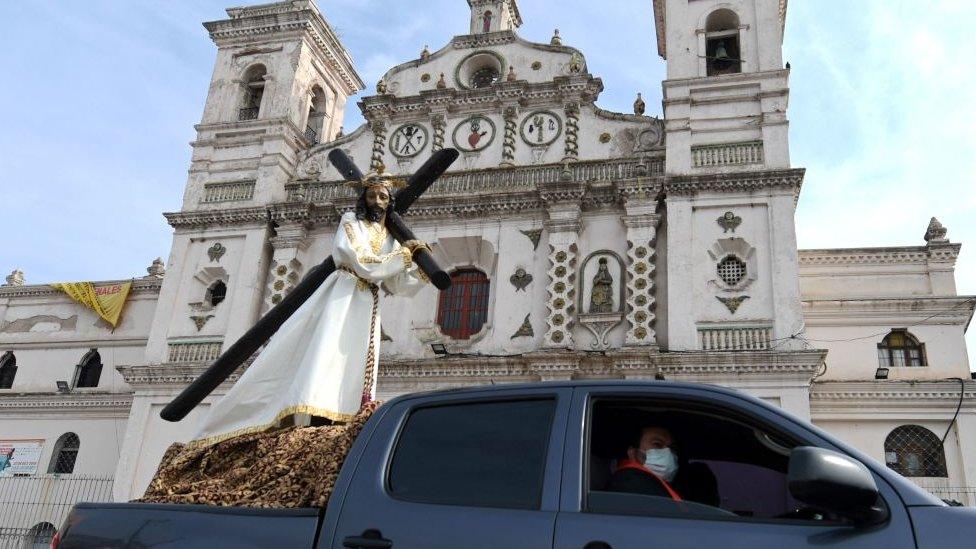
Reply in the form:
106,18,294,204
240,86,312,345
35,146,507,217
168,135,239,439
1,0,973,538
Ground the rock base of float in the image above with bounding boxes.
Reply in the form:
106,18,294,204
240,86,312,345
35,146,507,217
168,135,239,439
138,402,378,508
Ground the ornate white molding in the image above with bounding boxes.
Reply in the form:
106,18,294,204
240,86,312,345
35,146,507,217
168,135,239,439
811,381,976,412
164,206,267,230
117,362,248,390
0,392,133,415
664,168,804,197
802,296,976,326
0,278,161,299
798,244,961,266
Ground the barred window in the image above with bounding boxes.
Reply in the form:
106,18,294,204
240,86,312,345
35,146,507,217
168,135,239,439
877,329,925,367
48,433,80,474
716,255,746,286
437,269,490,339
884,425,947,477
239,64,266,121
74,350,102,388
0,351,15,389
26,522,56,548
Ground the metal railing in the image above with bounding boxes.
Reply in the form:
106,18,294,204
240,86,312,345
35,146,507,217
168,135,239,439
909,478,976,506
238,106,259,121
286,156,665,202
304,125,318,144
692,140,764,168
202,180,256,203
698,324,772,351
167,340,223,363
0,475,114,544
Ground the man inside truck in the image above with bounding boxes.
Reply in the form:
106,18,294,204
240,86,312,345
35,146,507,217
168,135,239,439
606,425,683,501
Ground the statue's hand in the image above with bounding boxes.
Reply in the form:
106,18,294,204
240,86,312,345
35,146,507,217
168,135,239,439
403,239,431,255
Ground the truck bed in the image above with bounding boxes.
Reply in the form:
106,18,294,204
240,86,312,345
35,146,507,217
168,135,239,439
57,502,321,548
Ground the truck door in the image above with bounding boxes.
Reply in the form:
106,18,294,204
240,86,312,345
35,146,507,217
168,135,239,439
554,386,918,549
325,387,570,549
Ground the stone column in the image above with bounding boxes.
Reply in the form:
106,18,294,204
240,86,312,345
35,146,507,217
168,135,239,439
562,102,580,162
369,120,387,170
501,105,518,166
540,178,584,349
622,198,660,346
430,113,446,152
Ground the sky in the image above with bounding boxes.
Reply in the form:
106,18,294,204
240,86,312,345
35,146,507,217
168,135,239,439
0,1,973,368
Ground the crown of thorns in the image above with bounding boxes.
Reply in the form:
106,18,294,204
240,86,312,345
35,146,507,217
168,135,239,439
345,163,407,190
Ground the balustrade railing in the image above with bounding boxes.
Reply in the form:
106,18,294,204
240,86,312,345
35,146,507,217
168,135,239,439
698,324,772,351
692,140,764,168
304,125,318,144
167,340,223,363
202,180,255,203
238,106,259,121
286,157,664,202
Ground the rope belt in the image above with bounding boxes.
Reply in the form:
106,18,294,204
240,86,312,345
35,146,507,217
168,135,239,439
338,265,377,292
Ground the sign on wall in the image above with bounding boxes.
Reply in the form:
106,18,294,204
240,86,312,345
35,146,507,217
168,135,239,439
0,439,44,476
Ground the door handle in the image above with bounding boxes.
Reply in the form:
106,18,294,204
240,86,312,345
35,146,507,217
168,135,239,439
584,542,612,549
343,529,393,549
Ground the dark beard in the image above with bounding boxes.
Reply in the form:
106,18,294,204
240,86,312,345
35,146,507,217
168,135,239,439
365,205,386,223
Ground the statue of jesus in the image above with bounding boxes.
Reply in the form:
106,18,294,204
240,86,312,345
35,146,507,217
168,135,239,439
188,167,429,448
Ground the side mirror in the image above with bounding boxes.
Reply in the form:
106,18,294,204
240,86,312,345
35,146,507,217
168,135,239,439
788,447,888,526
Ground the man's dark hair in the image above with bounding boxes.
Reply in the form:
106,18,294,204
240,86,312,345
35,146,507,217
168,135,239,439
355,187,395,222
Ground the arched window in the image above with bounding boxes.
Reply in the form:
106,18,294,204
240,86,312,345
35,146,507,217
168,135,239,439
437,269,490,339
74,350,102,388
877,329,926,367
305,85,327,144
0,351,16,389
207,280,227,307
705,9,741,76
25,522,56,548
239,65,267,121
48,433,80,474
884,425,947,477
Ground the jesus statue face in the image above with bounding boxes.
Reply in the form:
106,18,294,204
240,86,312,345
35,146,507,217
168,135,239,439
364,186,391,222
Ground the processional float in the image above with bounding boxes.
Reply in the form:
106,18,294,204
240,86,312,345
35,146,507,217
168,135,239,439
160,148,460,422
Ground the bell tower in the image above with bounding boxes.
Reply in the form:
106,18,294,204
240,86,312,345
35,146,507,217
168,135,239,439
467,0,522,34
653,0,805,359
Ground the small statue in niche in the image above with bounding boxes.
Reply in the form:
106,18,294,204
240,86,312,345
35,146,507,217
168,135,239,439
588,257,614,313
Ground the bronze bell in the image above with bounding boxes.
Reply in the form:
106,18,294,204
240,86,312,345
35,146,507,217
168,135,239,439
714,41,729,60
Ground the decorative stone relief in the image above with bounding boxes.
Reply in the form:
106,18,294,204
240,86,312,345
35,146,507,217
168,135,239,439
568,52,584,74
191,314,215,331
521,110,562,147
563,102,580,162
622,204,659,346
4,269,25,286
511,314,534,339
520,229,542,250
707,238,758,291
531,61,542,70
207,242,227,262
145,258,166,278
717,295,750,314
717,211,742,233
265,223,309,311
452,115,496,152
509,267,533,291
924,217,948,243
389,123,428,158
267,258,302,308
502,106,517,166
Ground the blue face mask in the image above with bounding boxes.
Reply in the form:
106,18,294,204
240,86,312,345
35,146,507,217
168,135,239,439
643,447,678,482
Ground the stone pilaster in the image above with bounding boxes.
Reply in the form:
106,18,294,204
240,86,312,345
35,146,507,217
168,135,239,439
540,177,584,349
265,223,309,311
622,199,660,346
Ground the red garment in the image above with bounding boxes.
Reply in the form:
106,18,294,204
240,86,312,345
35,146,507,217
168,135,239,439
615,458,683,501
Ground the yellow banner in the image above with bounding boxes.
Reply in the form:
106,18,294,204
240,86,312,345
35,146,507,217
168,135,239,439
51,281,132,328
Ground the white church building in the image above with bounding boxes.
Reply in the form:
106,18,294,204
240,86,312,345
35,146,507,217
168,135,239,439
1,0,973,541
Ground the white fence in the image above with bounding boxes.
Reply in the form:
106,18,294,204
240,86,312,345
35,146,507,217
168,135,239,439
0,475,114,547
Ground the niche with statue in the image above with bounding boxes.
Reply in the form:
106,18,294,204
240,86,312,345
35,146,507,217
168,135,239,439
577,251,625,349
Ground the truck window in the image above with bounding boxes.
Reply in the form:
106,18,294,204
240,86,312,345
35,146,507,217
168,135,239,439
586,398,846,522
388,398,556,510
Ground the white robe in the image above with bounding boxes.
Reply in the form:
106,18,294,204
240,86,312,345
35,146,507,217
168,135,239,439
189,211,426,448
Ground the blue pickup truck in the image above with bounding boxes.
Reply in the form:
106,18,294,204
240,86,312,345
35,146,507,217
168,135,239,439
55,381,974,548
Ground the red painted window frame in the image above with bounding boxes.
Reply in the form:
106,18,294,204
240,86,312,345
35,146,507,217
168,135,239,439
437,269,490,339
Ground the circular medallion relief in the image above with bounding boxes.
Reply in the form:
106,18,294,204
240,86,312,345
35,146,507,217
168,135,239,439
389,123,429,158
452,116,496,152
520,110,562,146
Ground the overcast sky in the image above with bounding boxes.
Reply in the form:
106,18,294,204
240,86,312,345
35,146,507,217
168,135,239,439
1,1,973,367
